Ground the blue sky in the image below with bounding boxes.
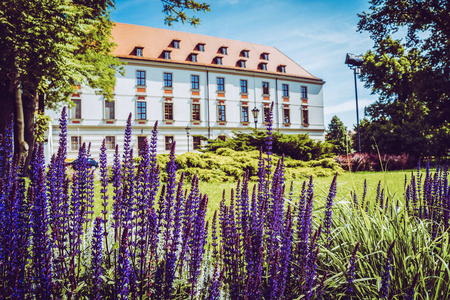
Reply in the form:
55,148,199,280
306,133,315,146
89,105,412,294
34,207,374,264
111,0,378,130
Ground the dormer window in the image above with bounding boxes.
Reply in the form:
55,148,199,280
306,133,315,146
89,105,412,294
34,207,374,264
172,40,180,49
164,51,171,60
261,53,269,60
197,43,205,52
191,53,198,63
238,60,246,68
278,65,286,73
259,63,267,71
135,47,143,57
219,47,228,55
241,50,249,58
215,57,223,65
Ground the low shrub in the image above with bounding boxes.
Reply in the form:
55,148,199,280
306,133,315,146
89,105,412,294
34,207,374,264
335,152,414,171
203,129,335,161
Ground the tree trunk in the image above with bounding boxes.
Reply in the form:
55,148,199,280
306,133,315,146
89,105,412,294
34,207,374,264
12,58,28,161
23,91,37,167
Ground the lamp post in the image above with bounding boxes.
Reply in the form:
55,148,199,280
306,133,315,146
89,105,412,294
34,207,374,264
185,126,190,152
251,107,260,129
345,53,363,153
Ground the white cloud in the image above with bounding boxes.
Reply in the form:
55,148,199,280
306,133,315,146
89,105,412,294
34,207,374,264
324,98,375,115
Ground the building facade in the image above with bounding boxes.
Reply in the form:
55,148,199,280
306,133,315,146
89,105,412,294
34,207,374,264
48,23,325,160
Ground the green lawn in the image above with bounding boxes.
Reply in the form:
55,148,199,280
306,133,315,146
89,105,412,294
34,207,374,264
93,168,414,225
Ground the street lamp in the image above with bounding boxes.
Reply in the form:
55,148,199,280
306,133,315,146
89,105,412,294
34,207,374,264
185,126,190,152
345,53,363,153
251,107,260,129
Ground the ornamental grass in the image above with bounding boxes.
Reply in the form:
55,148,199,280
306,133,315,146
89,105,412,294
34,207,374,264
0,105,449,299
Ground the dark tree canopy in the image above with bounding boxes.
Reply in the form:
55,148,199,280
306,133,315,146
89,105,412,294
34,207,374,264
0,0,210,164
326,116,350,155
357,0,450,157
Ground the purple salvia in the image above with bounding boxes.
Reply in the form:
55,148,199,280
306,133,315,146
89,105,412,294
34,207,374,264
361,179,367,211
405,273,419,300
112,144,123,229
323,173,337,248
117,227,131,299
147,121,160,210
206,263,224,300
277,205,293,299
379,241,395,299
29,143,53,299
315,271,328,300
211,210,219,260
164,141,177,236
345,242,360,299
91,217,103,300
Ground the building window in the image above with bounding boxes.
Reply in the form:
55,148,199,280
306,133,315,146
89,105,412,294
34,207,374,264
217,77,225,91
302,106,309,125
136,47,143,57
137,70,146,86
105,101,115,119
301,86,308,99
191,53,198,62
283,108,290,124
192,103,200,121
282,84,289,97
220,47,228,55
216,57,223,65
164,73,172,87
264,106,270,122
191,75,199,89
165,136,174,151
241,50,249,58
240,80,248,93
278,65,286,73
164,102,173,120
197,43,205,51
137,136,146,154
71,99,81,119
238,60,246,68
241,105,249,122
259,63,267,71
105,136,115,150
193,136,201,150
164,51,171,60
261,53,269,60
218,104,226,121
137,101,147,120
262,82,269,95
71,136,81,151
172,40,180,49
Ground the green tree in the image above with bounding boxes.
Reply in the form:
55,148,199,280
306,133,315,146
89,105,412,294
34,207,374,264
326,115,350,155
357,0,450,157
0,0,210,164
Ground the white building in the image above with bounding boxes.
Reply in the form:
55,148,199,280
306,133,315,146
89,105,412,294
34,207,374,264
48,23,325,159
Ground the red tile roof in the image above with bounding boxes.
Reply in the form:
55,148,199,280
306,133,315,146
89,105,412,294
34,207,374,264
112,22,322,82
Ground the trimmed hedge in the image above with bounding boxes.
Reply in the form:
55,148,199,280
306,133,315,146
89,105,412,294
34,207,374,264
151,148,343,182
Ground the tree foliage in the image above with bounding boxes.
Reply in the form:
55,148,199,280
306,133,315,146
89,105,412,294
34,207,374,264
357,0,450,157
326,115,350,155
0,0,210,164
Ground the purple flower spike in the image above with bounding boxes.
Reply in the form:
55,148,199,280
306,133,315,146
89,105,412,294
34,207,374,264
91,217,103,300
345,242,360,299
323,173,337,248
379,241,395,299
405,273,419,300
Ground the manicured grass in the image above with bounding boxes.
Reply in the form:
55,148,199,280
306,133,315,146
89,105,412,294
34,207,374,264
92,168,413,226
